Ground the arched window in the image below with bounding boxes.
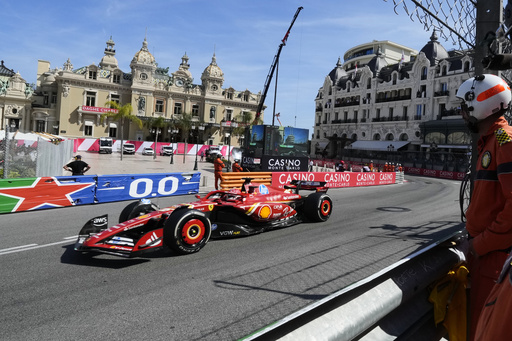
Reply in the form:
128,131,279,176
421,66,428,80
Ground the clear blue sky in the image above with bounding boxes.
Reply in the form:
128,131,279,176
1,0,453,132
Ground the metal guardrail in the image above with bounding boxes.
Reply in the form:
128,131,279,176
242,228,466,341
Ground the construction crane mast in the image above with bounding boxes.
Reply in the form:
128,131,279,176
253,6,303,125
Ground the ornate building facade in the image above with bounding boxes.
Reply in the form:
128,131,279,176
29,37,262,145
313,31,473,166
0,60,34,131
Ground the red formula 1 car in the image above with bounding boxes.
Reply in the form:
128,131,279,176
75,179,333,257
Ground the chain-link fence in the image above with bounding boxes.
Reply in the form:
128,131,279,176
386,0,476,50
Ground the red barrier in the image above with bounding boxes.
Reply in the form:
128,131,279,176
271,171,396,189
404,167,466,181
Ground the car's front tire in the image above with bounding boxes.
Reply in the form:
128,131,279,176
163,209,211,255
118,200,158,223
304,192,332,222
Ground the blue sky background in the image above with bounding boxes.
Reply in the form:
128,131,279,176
1,0,456,132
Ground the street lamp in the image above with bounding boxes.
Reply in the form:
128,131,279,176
168,127,178,164
193,125,205,171
151,127,161,159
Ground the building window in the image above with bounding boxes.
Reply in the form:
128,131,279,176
403,106,408,120
51,93,57,104
89,70,97,80
226,109,233,121
226,92,233,100
421,67,427,80
192,104,199,116
376,108,381,120
464,61,470,72
416,104,423,120
110,94,120,105
84,122,93,136
367,78,371,89
243,93,249,101
109,127,117,138
43,93,49,105
36,120,45,132
113,74,121,84
389,107,393,120
155,99,164,113
86,91,96,106
174,102,183,115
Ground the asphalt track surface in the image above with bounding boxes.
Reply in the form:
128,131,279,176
1,157,463,340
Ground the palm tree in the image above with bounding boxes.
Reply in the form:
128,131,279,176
102,101,143,160
232,111,262,146
145,116,168,159
175,112,194,163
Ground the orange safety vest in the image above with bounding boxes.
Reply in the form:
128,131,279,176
466,117,512,255
214,158,225,172
232,163,243,172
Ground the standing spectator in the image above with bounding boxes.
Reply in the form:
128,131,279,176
455,74,512,340
214,155,225,190
63,155,90,175
336,160,345,172
309,159,314,171
232,159,243,172
200,150,204,162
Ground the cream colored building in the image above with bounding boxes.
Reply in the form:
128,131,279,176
0,60,34,131
31,37,263,146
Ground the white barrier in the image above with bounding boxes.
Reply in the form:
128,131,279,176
242,228,465,341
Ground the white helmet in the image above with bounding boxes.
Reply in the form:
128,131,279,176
456,74,511,122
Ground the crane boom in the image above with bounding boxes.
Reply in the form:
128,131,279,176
253,6,303,124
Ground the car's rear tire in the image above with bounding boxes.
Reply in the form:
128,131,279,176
304,192,332,222
163,209,211,255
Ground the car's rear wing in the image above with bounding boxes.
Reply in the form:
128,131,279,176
286,180,328,193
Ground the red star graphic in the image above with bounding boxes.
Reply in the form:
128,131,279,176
0,177,94,212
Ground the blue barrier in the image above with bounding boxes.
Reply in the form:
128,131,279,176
95,172,200,203
0,172,200,214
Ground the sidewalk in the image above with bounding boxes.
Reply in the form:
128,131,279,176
69,152,217,192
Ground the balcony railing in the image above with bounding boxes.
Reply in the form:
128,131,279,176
434,90,450,97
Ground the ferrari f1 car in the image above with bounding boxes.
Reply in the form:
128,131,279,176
75,179,333,257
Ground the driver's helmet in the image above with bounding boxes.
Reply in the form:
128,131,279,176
456,74,512,122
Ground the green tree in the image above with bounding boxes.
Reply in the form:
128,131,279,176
232,111,262,146
175,112,193,142
145,116,168,158
102,101,143,160
175,112,194,163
